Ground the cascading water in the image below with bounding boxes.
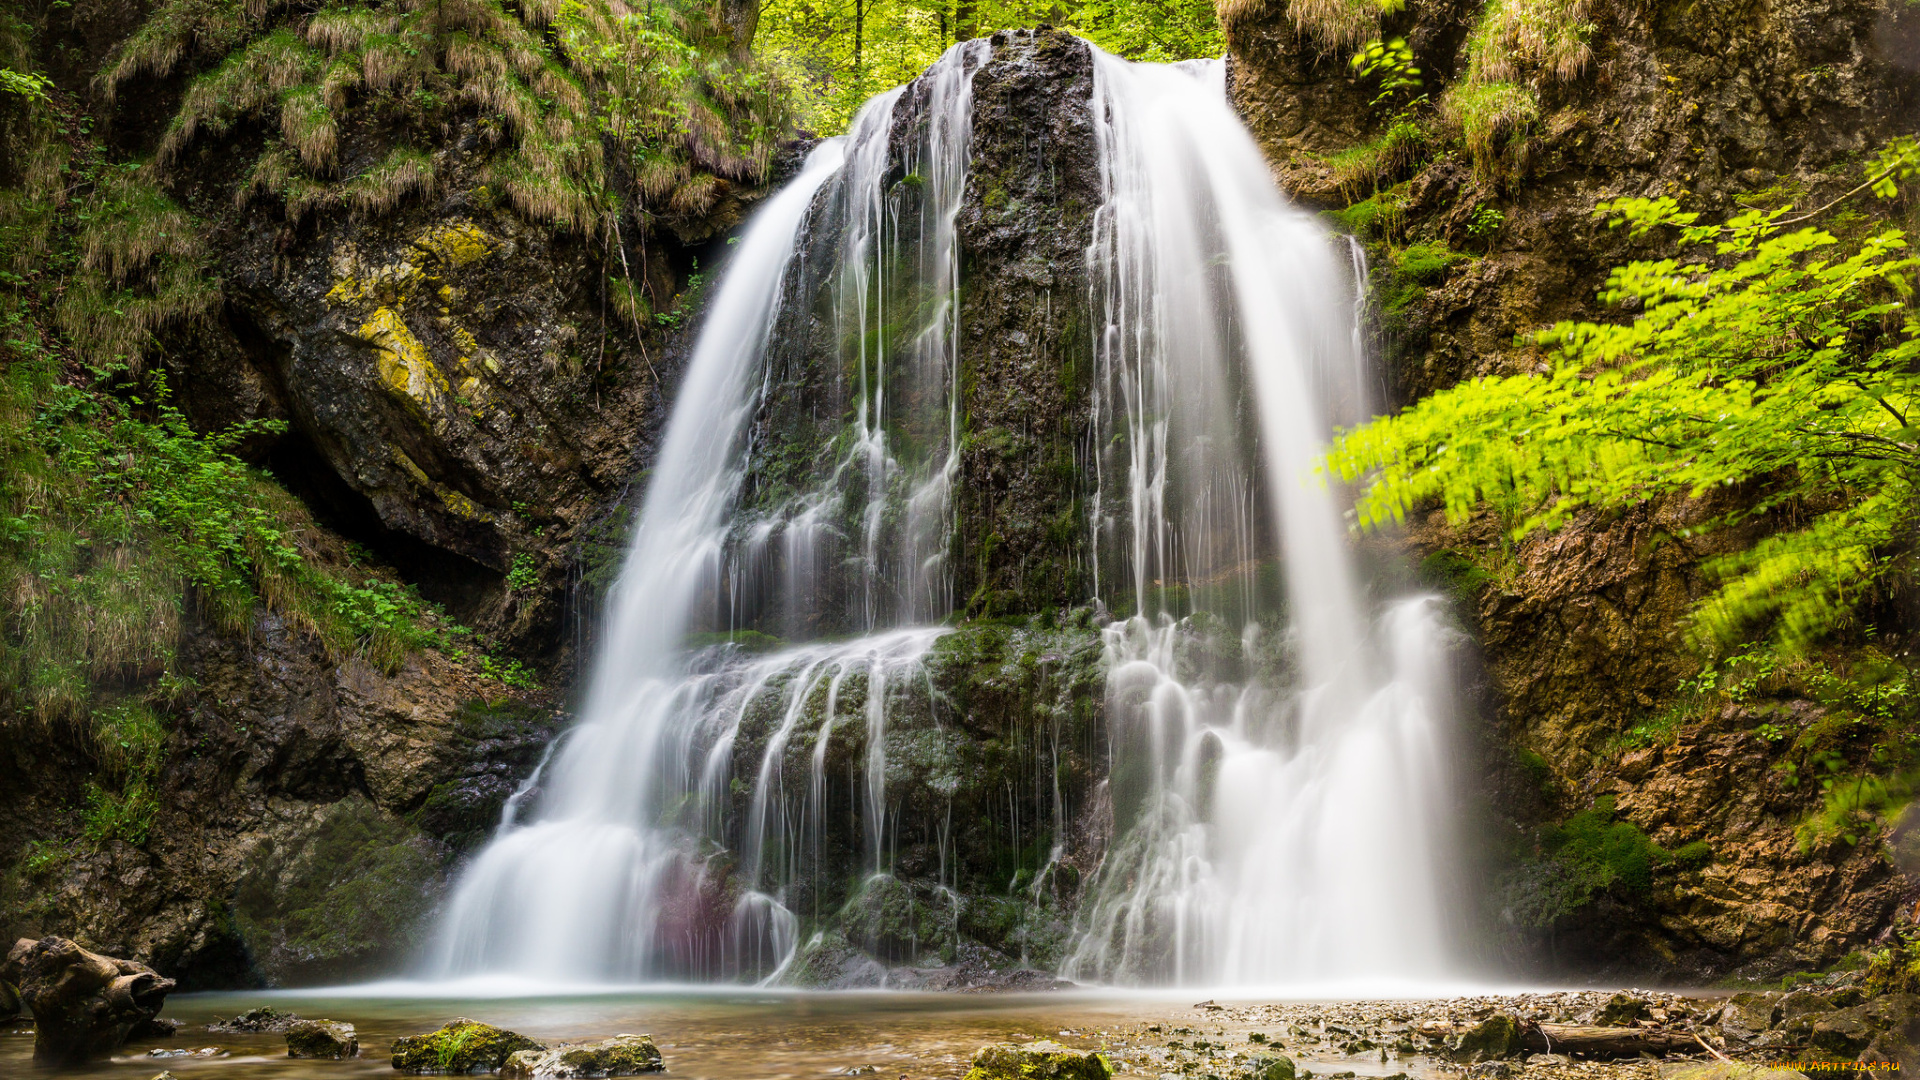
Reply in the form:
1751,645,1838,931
431,41,991,984
430,33,1463,991
1062,51,1459,988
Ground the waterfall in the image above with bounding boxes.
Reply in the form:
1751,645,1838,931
1062,51,1459,987
430,41,990,984
429,34,1461,991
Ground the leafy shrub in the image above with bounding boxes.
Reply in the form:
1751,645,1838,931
1329,142,1920,654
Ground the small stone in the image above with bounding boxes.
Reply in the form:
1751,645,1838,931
286,1019,358,1060
1597,994,1650,1027
1527,1054,1571,1065
150,1073,179,1080
1717,992,1781,1046
500,1033,665,1077
392,1018,546,1075
1780,989,1834,1018
964,1040,1112,1080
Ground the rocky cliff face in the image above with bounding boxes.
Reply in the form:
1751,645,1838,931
1226,0,1920,979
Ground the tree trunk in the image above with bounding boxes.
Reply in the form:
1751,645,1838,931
718,0,759,60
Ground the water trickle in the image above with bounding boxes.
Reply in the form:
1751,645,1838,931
1062,50,1460,987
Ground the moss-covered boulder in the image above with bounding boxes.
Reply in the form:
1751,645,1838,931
501,1034,665,1077
1244,1053,1296,1080
963,1040,1111,1080
286,1019,358,1059
391,1019,545,1074
1450,1014,1522,1063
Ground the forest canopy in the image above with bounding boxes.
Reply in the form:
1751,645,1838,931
755,0,1223,130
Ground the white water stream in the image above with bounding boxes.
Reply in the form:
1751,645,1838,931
431,38,1461,990
1060,52,1459,987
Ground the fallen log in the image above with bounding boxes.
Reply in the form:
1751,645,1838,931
1524,1024,1700,1058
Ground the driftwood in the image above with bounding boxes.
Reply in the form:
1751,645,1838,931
1523,1024,1702,1058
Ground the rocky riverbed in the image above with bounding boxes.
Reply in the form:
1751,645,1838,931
5,976,1908,1080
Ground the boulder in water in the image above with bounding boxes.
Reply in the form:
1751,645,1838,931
500,1033,665,1077
392,1018,546,1074
208,1005,302,1033
0,977,20,1021
5,935,177,1064
964,1040,1112,1080
1449,1014,1522,1063
287,1019,359,1059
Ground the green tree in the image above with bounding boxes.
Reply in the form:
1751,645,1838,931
1328,141,1920,654
755,0,1222,133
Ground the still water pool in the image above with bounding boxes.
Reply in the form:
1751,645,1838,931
0,986,1453,1080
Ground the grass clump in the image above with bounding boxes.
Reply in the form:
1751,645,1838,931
1438,0,1589,178
1325,120,1430,200
107,0,792,235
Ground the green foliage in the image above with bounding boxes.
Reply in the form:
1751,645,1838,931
506,551,540,592
1502,797,1702,928
480,653,538,688
1349,37,1420,105
1797,770,1918,851
80,780,158,847
1467,203,1505,237
1441,80,1537,177
1326,186,1407,240
1330,147,1920,655
105,0,788,233
1438,0,1587,175
757,0,1221,135
0,68,51,102
1392,239,1466,283
1325,119,1430,199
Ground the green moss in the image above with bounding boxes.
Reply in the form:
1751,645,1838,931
1326,187,1408,241
233,796,442,984
1499,797,1704,928
964,1040,1112,1080
1418,549,1492,604
391,1019,545,1075
1393,240,1468,284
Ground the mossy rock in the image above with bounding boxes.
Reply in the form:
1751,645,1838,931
1597,993,1650,1026
964,1040,1111,1080
501,1034,664,1077
1449,1014,1522,1062
286,1019,358,1059
391,1018,545,1074
1244,1054,1296,1080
